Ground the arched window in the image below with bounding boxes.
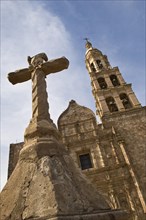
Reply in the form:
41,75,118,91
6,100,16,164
119,93,132,109
90,62,96,72
96,59,103,69
110,75,120,87
106,97,118,112
97,77,107,89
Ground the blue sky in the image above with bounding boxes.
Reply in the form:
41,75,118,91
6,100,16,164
1,0,145,190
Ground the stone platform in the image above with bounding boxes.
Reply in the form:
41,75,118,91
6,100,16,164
0,138,128,220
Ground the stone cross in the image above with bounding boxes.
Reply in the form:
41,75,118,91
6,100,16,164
8,53,69,123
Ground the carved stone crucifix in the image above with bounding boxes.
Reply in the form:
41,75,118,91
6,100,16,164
8,53,69,142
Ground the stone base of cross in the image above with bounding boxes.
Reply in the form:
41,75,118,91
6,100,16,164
24,118,61,145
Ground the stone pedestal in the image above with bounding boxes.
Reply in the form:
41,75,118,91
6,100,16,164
0,123,128,220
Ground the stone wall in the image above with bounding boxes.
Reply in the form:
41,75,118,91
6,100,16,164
102,107,146,202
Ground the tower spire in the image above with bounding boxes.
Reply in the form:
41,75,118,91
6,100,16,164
84,38,93,50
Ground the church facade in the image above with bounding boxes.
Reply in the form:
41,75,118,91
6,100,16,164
8,41,146,220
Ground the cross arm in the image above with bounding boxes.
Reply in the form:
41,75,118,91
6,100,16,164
7,56,69,85
8,68,31,85
41,56,69,76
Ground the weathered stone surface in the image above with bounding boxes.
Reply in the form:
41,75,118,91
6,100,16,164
0,139,113,220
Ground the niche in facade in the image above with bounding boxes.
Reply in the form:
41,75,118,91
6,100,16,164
90,62,96,72
119,93,132,109
106,97,118,112
96,59,103,69
97,77,107,89
110,75,120,87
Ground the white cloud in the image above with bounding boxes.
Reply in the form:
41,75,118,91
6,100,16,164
1,0,94,190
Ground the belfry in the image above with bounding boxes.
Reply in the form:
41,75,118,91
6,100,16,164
85,40,141,118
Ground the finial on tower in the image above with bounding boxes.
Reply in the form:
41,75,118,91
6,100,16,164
84,37,93,50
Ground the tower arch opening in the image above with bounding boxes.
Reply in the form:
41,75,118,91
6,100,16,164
97,77,107,89
119,93,132,109
90,62,96,72
96,59,103,69
106,97,118,113
110,74,120,87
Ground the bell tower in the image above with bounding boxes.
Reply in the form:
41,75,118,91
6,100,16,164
85,40,141,119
